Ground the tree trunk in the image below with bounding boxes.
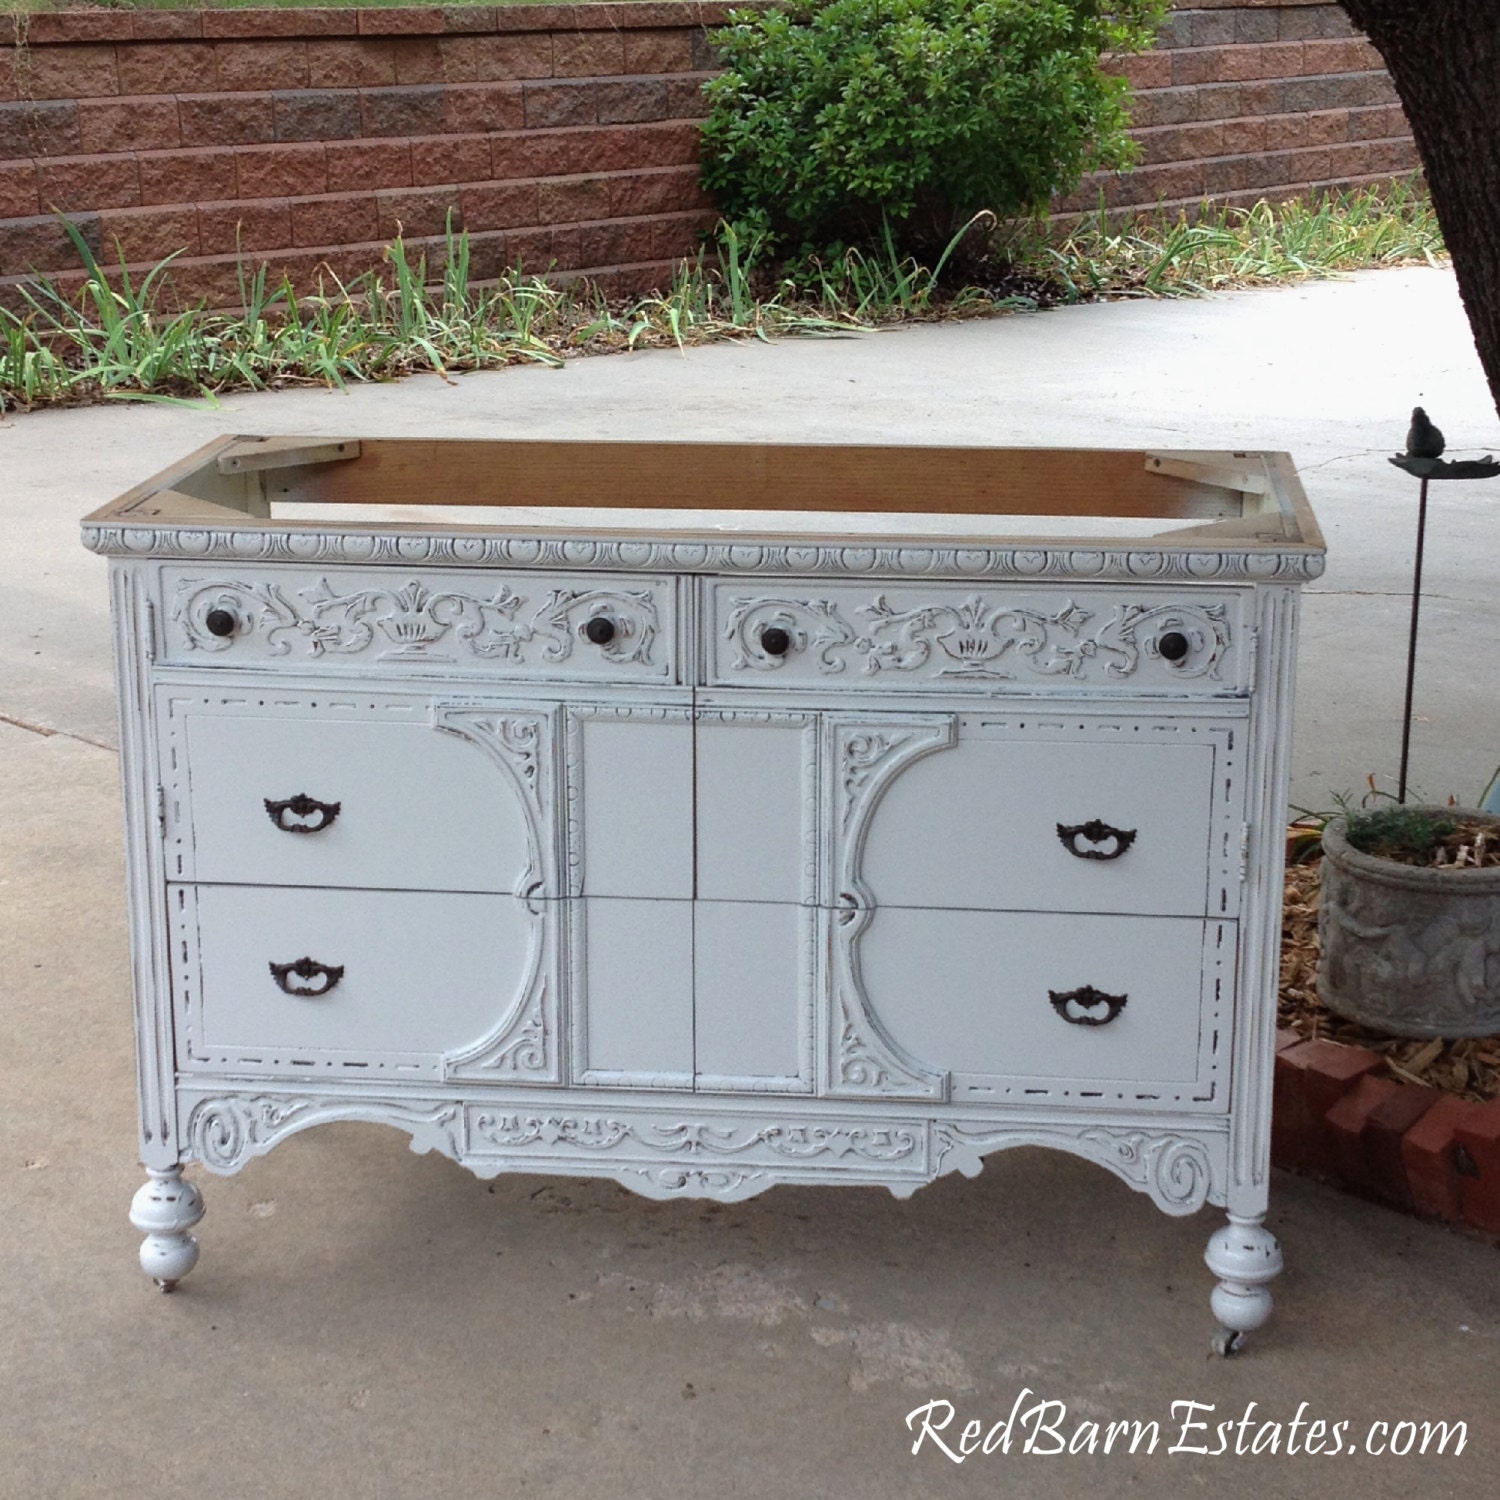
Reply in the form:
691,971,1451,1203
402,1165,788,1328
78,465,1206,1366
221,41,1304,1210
1339,1,1500,420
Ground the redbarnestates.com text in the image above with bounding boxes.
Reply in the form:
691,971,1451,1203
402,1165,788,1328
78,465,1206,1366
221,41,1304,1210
907,1393,1468,1461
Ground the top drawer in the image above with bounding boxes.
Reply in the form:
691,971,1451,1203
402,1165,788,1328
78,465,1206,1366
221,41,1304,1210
156,564,679,685
706,580,1252,696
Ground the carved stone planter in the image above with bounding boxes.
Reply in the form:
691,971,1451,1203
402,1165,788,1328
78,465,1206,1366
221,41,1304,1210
1319,808,1500,1038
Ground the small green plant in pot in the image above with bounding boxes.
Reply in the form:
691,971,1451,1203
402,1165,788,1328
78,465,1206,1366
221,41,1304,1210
1319,804,1500,1038
699,0,1167,261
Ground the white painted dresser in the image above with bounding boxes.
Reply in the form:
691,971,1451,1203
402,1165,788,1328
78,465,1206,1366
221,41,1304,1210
83,436,1324,1351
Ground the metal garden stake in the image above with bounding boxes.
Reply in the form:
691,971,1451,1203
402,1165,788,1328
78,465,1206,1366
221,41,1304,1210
1389,408,1500,803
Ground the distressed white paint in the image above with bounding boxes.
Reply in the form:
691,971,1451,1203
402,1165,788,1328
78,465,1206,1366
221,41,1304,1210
88,441,1318,1345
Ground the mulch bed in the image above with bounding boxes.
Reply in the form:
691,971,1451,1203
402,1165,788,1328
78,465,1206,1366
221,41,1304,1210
1279,857,1500,1103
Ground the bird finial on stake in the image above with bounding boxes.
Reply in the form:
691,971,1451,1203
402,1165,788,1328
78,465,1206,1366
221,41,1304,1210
1392,407,1500,803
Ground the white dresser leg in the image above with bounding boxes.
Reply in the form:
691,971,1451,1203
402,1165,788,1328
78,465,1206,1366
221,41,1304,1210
130,1168,205,1292
1204,1214,1282,1356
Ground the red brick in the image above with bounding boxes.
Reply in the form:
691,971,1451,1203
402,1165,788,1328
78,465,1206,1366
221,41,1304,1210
178,94,276,148
325,139,412,193
524,81,597,129
24,13,135,45
1220,42,1307,84
138,148,239,207
236,142,329,200
1304,37,1384,75
1349,103,1410,142
538,174,611,225
1110,51,1176,90
196,199,294,256
624,30,696,75
376,185,462,239
392,38,449,85
443,83,525,134
553,32,626,79
291,192,380,248
651,210,713,262
1170,48,1229,88
1271,1039,1382,1176
665,74,712,120
97,204,200,264
1324,1075,1402,1200
459,228,513,282
1453,1097,1500,1234
411,133,492,186
214,40,312,92
1362,1082,1443,1210
607,164,705,219
130,13,206,42
0,212,103,278
1221,117,1269,155
360,85,447,137
1264,113,1310,152
1306,108,1351,145
0,52,15,105
469,34,553,82
77,98,182,155
20,43,120,100
1401,1094,1474,1223
274,89,363,142
633,120,702,170
306,40,398,89
0,161,38,220
36,154,140,213
597,79,668,125
201,12,360,40
459,180,539,231
0,100,82,159
117,42,217,97
580,216,657,267
357,8,447,36
1139,121,1226,166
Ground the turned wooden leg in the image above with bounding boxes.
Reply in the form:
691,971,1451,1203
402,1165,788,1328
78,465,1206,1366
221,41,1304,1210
1204,1213,1282,1356
130,1167,204,1292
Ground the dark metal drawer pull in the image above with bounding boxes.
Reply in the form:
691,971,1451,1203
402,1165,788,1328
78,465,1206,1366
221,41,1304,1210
264,794,341,834
269,957,344,997
1057,819,1137,860
1049,985,1128,1027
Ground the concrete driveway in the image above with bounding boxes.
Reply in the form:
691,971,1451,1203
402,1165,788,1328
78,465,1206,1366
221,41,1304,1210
2,266,1497,1499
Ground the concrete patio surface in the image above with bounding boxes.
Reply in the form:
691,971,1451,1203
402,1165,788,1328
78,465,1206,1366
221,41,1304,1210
2,265,1498,1498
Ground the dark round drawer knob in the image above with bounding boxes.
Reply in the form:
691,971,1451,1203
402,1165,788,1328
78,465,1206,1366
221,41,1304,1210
583,616,617,646
760,626,793,657
1158,630,1190,663
204,608,237,638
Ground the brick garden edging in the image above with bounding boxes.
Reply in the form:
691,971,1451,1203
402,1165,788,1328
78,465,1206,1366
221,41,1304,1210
1,2,1418,306
1273,1030,1500,1235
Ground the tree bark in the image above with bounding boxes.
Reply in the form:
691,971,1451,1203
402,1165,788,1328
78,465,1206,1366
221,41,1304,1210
1339,1,1500,421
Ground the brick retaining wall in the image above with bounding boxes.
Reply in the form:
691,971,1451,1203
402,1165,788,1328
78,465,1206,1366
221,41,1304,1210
0,2,1418,306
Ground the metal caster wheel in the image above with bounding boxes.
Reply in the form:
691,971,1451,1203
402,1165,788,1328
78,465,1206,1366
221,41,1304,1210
1210,1326,1245,1358
154,1278,179,1294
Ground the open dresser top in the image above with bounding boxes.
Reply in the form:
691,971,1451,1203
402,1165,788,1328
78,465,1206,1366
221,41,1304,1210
82,435,1325,583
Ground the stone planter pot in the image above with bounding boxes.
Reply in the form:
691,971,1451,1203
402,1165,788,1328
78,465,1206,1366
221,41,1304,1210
1318,807,1500,1038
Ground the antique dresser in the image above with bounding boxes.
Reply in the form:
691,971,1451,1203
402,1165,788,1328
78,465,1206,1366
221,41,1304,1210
83,435,1325,1352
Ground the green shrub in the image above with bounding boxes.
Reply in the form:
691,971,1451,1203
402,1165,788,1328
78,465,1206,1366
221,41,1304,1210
700,0,1166,258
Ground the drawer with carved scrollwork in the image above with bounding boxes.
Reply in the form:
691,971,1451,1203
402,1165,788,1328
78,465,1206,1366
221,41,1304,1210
706,580,1252,696
155,564,679,685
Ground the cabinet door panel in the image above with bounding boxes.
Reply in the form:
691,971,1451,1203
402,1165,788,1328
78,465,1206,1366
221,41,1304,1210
573,897,694,1086
860,729,1222,916
175,885,533,1073
571,712,694,899
693,901,814,1092
856,908,1228,1108
695,714,815,904
170,700,536,893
